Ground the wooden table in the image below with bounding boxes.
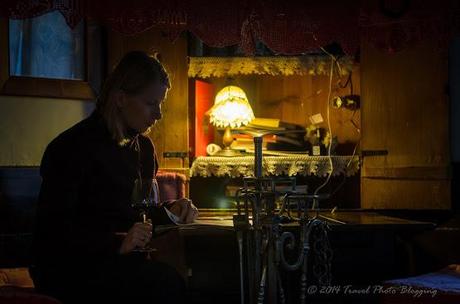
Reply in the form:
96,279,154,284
172,209,434,230
151,210,435,304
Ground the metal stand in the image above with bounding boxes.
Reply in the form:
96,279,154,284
233,136,333,304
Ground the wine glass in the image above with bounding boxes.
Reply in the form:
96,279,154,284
130,177,160,253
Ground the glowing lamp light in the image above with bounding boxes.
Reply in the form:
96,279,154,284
208,85,255,156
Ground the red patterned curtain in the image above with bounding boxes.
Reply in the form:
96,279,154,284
1,0,458,55
360,0,458,53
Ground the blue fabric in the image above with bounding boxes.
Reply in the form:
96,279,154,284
388,268,460,294
9,11,84,80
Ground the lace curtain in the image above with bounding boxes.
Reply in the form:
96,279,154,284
188,56,354,78
190,155,360,178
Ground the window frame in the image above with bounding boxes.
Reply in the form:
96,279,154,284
0,16,98,101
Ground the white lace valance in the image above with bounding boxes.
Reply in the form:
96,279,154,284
188,56,354,78
190,155,360,178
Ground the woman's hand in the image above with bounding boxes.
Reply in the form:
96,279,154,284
168,198,199,224
119,222,152,255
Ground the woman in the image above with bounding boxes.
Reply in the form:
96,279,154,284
31,51,198,303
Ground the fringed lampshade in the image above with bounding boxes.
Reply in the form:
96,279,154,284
209,85,255,156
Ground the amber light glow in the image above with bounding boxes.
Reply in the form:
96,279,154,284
208,85,255,156
209,86,255,128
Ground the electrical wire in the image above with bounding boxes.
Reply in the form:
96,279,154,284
328,63,361,202
312,50,335,204
337,72,352,89
327,103,361,202
312,45,362,207
328,141,359,199
350,109,361,133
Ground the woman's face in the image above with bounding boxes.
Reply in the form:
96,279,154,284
118,81,168,133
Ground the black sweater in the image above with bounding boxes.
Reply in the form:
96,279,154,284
32,110,167,272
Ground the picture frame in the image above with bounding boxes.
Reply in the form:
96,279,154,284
0,16,103,101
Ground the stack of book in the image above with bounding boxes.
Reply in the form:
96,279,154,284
233,118,311,153
230,133,276,151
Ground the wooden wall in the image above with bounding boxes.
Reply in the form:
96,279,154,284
107,30,189,174
361,41,451,209
255,70,361,145
208,67,361,146
86,24,454,210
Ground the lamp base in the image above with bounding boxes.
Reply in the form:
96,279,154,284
213,147,246,157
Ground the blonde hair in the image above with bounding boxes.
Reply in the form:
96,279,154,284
96,51,170,145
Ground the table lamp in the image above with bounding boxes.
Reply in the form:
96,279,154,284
209,85,255,156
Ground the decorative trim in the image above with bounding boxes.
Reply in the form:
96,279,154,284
190,155,360,178
188,56,354,78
